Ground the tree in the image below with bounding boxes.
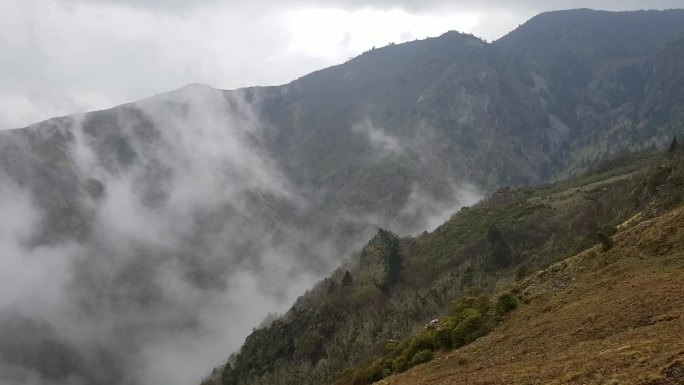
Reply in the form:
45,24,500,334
378,229,401,293
221,363,237,385
597,231,614,251
485,225,512,269
670,136,679,152
460,266,474,288
327,280,337,294
341,270,353,286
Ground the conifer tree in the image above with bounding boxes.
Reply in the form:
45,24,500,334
341,270,353,286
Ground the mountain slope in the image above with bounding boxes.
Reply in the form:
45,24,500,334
0,86,336,385
257,31,550,193
383,204,684,385
642,32,684,132
215,143,684,385
495,9,684,174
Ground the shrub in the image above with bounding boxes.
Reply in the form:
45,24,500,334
387,338,410,359
596,231,614,251
410,349,434,366
434,316,458,349
368,360,388,383
383,340,398,355
352,363,384,385
452,292,490,318
515,264,530,281
408,329,436,355
434,327,452,350
451,308,485,347
495,292,518,317
391,355,409,373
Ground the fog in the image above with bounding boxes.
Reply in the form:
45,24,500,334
0,84,480,385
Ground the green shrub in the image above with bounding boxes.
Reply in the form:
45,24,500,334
452,293,490,318
515,264,530,281
434,316,458,349
410,349,434,366
352,362,384,385
391,355,409,372
368,361,387,382
596,231,614,251
388,338,410,358
434,328,453,350
451,308,485,347
495,292,518,317
408,329,436,355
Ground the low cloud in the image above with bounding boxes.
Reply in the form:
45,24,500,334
0,86,334,385
398,182,480,233
0,84,487,385
6,0,680,130
352,119,404,156
60,0,684,13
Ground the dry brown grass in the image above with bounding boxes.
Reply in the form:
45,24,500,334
381,207,684,385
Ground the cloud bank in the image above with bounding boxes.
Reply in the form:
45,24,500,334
0,86,324,385
0,83,482,385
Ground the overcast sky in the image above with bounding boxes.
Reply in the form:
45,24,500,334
1,0,683,129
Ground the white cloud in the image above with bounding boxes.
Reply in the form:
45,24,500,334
0,87,334,385
352,119,405,156
283,8,480,60
0,0,490,129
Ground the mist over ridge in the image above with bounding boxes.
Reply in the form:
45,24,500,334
0,78,480,385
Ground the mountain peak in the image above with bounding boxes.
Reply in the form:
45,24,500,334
497,7,684,55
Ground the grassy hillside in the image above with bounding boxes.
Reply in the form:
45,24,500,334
382,204,684,385
211,141,684,385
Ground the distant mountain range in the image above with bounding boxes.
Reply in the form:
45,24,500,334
0,8,683,385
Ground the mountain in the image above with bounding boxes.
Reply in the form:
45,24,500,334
214,142,684,385
211,9,684,385
642,32,684,132
494,9,684,174
1,8,684,385
0,86,318,385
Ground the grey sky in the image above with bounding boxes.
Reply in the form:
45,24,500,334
1,0,683,129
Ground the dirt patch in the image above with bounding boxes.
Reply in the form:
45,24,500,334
662,361,684,384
